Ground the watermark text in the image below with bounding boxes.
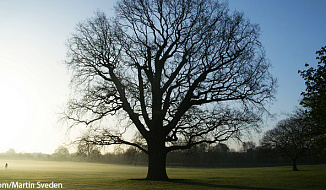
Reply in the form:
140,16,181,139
0,182,63,189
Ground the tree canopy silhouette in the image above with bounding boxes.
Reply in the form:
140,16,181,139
64,0,276,180
298,46,326,152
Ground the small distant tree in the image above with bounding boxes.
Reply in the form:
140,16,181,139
55,146,70,155
240,141,256,162
241,141,256,153
6,148,16,155
76,135,99,158
215,143,230,154
89,149,102,160
75,132,102,160
53,146,70,160
298,46,326,152
212,143,230,165
76,143,88,158
261,109,315,171
64,0,276,180
125,147,140,164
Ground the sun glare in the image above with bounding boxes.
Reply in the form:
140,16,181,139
0,70,33,153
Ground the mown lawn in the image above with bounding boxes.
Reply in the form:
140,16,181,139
0,160,325,189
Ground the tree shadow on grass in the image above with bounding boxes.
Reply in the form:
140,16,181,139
130,179,285,190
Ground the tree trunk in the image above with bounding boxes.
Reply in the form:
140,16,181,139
146,143,169,180
292,158,298,171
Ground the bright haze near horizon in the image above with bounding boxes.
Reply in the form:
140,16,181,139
0,0,325,154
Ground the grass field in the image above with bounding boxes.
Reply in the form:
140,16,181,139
0,160,325,189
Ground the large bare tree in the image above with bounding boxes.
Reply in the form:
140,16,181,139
64,0,276,180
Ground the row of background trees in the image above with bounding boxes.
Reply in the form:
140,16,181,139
2,138,325,169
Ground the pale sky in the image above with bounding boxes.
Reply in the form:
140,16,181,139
0,0,325,154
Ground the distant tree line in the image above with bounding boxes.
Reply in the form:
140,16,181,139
2,105,325,170
103,142,325,168
1,140,325,168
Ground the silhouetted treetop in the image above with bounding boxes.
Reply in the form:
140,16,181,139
298,46,326,152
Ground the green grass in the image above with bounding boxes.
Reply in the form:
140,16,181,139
0,160,325,189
